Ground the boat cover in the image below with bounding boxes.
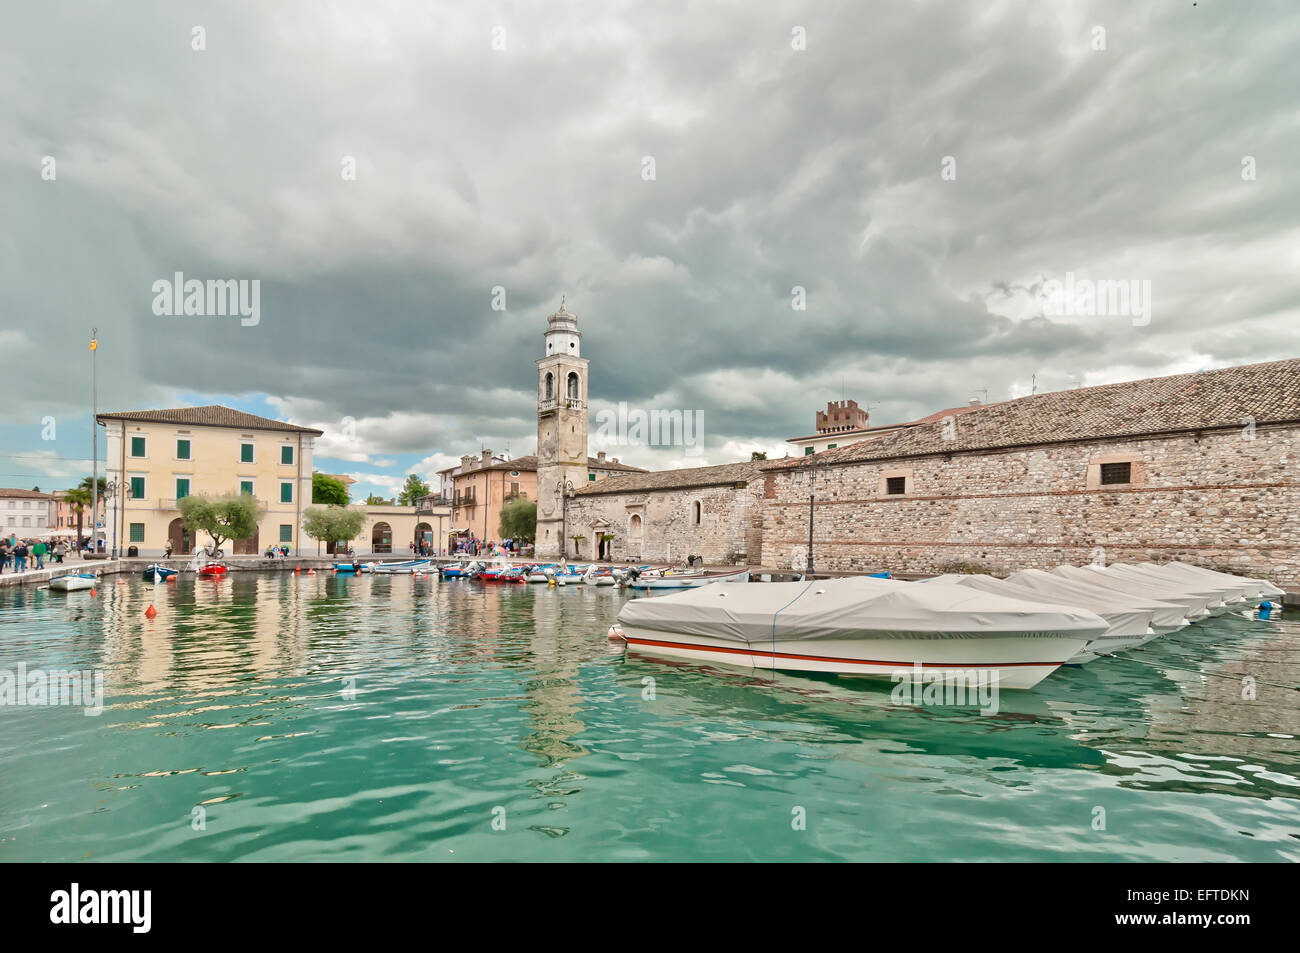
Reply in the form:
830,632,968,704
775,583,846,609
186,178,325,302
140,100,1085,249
934,573,1154,638
1053,565,1213,616
1005,568,1188,630
1102,564,1238,603
616,577,1107,645
1141,561,1283,599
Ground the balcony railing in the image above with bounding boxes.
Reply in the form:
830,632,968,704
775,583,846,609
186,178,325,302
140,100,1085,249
538,397,585,412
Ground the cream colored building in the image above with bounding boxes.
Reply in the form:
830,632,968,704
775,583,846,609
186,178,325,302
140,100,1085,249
311,502,450,556
97,405,323,557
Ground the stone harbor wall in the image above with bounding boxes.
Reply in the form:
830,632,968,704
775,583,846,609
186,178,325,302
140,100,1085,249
565,479,764,566
760,424,1300,588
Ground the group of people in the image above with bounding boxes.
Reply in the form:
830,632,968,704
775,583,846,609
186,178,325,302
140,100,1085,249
0,535,82,573
444,536,529,558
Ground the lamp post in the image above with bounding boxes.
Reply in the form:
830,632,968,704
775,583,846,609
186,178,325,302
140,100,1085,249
104,479,118,557
557,478,574,561
800,459,828,576
90,328,98,539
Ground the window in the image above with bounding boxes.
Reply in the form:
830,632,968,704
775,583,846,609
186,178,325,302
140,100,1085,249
885,476,907,495
279,524,293,542
693,501,702,524
589,473,596,481
176,478,190,500
1100,462,1132,485
280,482,293,503
804,447,814,456
130,476,145,500
130,436,146,457
129,523,145,543
176,439,191,460
544,373,554,401
240,443,254,463
567,372,580,400
630,514,643,536
827,444,837,450
281,445,294,466
240,480,253,496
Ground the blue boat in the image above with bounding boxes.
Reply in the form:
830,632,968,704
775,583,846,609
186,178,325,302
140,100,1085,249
142,565,177,582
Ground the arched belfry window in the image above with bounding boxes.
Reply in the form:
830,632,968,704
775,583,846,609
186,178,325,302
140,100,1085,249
544,372,554,401
567,372,580,401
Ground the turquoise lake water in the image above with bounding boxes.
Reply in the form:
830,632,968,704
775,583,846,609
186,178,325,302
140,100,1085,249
1,573,1297,862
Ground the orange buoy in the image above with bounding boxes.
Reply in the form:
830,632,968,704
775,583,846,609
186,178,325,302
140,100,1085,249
166,574,177,583
307,568,315,576
145,604,157,618
294,565,301,574
89,588,96,597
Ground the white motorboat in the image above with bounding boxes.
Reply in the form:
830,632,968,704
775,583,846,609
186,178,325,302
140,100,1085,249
1102,563,1241,613
49,572,97,592
1152,561,1285,601
1005,568,1190,635
371,559,432,575
610,577,1106,690
626,567,750,590
1052,565,1216,620
1137,561,1276,605
924,573,1158,663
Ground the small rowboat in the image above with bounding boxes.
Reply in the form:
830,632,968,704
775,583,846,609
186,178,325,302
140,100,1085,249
627,568,751,590
49,572,97,592
371,559,432,575
143,565,177,582
197,563,228,577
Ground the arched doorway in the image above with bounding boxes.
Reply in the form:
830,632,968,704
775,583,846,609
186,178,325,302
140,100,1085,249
372,521,392,553
233,527,260,555
415,522,431,554
168,518,193,554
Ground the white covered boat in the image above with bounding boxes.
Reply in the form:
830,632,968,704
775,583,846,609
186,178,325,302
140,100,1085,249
1052,565,1217,620
1136,561,1278,605
49,572,97,592
1005,568,1190,635
611,577,1106,689
1101,563,1242,613
924,573,1159,663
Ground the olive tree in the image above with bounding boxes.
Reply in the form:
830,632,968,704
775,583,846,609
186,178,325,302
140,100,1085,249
303,505,367,551
178,493,265,554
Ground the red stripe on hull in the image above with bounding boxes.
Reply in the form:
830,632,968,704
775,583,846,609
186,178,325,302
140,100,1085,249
623,636,1062,669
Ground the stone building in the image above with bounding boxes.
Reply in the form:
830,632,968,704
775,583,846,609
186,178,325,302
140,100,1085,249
761,359,1300,587
565,461,765,564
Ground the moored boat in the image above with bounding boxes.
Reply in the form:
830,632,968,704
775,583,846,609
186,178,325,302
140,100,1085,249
142,565,177,582
626,567,750,590
49,572,97,592
611,577,1105,690
197,563,228,577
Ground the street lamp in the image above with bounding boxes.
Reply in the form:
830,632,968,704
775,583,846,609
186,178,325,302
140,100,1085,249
558,478,575,561
799,459,829,576
104,479,118,557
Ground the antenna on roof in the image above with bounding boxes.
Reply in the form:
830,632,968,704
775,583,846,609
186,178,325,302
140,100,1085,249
972,388,988,404
1031,374,1037,395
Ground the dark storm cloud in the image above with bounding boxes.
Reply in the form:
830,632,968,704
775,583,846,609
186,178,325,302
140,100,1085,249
2,0,1297,476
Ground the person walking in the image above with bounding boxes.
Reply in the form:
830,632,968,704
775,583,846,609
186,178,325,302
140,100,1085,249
13,540,29,572
0,538,9,573
32,538,47,569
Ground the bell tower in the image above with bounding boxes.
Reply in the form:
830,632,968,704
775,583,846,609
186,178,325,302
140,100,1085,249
535,300,589,558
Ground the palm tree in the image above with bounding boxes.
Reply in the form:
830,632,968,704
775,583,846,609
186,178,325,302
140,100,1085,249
64,487,93,544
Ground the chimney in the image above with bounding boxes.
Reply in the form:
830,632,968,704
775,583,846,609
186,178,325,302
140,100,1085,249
461,455,473,470
597,451,606,462
612,457,619,465
481,449,492,464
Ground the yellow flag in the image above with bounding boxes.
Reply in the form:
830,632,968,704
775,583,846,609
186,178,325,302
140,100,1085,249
89,339,97,351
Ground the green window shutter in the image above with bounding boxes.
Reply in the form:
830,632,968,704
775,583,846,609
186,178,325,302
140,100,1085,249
827,444,837,450
130,476,145,499
279,524,293,542
176,479,189,499
281,446,294,465
176,439,190,460
804,446,814,455
129,523,145,543
588,473,596,481
280,482,293,503
131,436,146,457
240,443,254,463
240,481,253,496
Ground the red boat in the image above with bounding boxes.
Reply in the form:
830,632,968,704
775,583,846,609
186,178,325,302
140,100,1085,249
197,563,228,577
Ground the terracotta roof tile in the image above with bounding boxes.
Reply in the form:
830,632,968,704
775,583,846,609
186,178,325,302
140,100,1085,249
96,405,323,435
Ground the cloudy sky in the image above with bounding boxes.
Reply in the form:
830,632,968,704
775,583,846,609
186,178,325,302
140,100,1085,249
2,1,1297,498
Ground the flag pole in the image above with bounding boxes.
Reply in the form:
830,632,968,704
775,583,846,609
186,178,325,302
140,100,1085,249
90,328,98,550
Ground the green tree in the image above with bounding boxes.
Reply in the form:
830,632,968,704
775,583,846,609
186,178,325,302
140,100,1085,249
396,474,431,506
498,497,537,542
178,493,265,553
750,451,767,461
302,505,366,551
364,493,387,505
312,472,349,505
64,487,93,542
